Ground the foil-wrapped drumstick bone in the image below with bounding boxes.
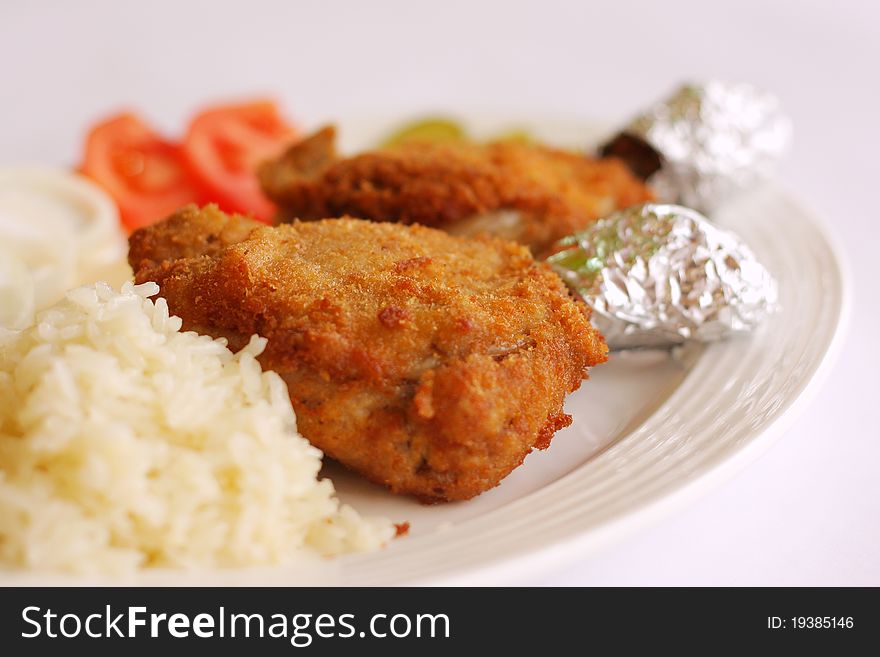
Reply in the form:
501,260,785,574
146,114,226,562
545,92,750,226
547,203,778,350
599,81,793,214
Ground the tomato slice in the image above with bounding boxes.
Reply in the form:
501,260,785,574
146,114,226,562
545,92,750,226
80,113,202,231
182,101,297,223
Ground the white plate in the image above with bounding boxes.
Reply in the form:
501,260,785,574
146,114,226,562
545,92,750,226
3,116,848,586
332,116,850,585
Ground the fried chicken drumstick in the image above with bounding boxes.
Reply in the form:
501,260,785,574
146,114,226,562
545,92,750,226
259,126,652,256
129,205,607,502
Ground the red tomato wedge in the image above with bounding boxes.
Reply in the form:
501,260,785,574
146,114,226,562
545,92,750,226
181,101,298,223
80,113,203,231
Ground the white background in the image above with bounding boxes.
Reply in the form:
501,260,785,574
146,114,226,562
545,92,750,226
1,0,877,585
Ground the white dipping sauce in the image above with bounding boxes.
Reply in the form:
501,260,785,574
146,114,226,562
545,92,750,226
0,168,127,327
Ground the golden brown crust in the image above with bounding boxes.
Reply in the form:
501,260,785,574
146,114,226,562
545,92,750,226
260,126,653,256
127,204,262,274
129,205,608,502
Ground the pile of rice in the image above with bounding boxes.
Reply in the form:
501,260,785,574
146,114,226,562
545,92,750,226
0,282,393,573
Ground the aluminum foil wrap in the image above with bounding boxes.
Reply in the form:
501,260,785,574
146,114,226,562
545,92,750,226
547,204,777,350
600,82,792,214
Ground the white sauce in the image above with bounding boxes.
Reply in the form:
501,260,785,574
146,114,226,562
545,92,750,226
0,168,128,328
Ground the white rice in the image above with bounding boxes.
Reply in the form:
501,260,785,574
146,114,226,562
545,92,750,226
0,281,393,573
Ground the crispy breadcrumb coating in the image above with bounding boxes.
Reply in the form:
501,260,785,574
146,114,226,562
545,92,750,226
260,126,653,256
129,205,607,502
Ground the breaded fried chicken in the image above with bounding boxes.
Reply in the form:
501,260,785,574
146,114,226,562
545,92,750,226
129,205,607,502
259,126,652,256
